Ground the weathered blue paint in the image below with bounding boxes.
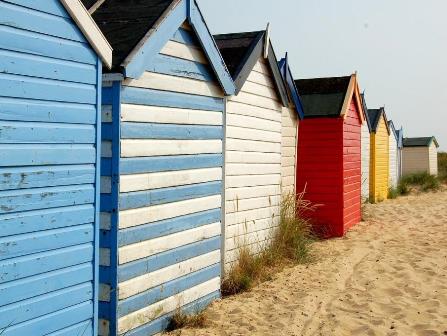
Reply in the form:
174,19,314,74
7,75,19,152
278,56,305,119
0,1,102,334
121,122,222,140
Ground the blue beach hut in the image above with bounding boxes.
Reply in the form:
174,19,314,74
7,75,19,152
0,1,111,335
82,0,235,335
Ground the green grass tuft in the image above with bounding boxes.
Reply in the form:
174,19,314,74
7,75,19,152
166,309,208,332
399,172,440,192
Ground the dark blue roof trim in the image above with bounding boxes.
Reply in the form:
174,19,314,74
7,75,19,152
278,56,304,119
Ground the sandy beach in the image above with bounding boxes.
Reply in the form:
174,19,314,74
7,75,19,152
168,190,447,336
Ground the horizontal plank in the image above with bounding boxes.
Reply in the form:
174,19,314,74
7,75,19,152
124,71,222,98
121,122,222,140
0,184,94,214
246,69,274,88
119,195,221,229
226,163,281,176
282,156,296,167
226,228,275,252
282,147,296,157
121,104,222,125
230,91,283,111
0,49,96,84
119,181,221,210
117,278,220,333
0,204,94,237
226,195,281,213
118,208,221,247
3,0,69,18
226,216,279,237
226,205,280,227
252,59,271,75
120,167,222,193
0,97,96,124
170,28,199,46
121,139,222,157
120,154,222,175
0,121,95,144
226,138,281,153
241,80,279,101
121,86,223,112
282,166,295,177
0,164,95,191
118,250,220,299
226,185,281,201
227,113,281,132
226,101,281,122
226,126,281,143
226,174,281,188
226,151,281,164
282,136,296,147
161,40,207,64
118,222,221,264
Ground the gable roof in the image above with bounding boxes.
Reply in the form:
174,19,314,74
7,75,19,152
60,0,112,68
367,107,390,134
361,93,372,132
278,55,304,119
213,30,289,106
81,0,235,94
388,120,398,141
295,74,364,121
403,137,439,148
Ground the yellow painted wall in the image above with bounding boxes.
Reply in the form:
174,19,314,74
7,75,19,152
370,116,389,202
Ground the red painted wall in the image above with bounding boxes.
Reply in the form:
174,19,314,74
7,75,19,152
296,100,361,237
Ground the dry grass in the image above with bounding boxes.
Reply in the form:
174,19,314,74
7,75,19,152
166,309,208,332
439,152,447,183
221,189,317,296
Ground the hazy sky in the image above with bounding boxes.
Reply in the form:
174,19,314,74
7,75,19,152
197,0,447,151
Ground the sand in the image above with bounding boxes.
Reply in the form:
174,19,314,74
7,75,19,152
168,190,447,336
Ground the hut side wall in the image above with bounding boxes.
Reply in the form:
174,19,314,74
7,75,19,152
296,118,344,237
342,101,362,233
99,24,224,336
0,1,101,334
361,122,370,201
402,147,429,175
281,106,298,195
429,142,438,175
225,58,283,268
389,131,398,188
370,117,389,202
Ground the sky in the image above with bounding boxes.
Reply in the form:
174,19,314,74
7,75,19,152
197,0,447,151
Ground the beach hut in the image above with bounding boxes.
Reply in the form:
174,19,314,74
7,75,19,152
0,1,111,335
368,108,390,202
83,0,235,335
278,54,304,195
402,137,439,176
295,74,364,238
388,121,403,188
213,29,289,268
361,94,372,201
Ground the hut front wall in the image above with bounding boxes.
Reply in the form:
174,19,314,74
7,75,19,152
361,123,370,201
342,101,362,233
370,117,389,202
225,58,283,268
402,147,429,175
100,24,224,336
429,142,438,175
281,106,298,195
296,118,344,237
0,1,102,334
389,132,398,188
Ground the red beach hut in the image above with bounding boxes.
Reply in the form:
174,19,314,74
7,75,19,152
295,74,364,237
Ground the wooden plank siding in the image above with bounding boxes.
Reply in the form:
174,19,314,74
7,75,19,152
429,143,438,175
281,106,298,195
370,117,389,202
224,58,283,269
99,23,223,336
402,144,438,176
361,123,370,201
0,1,101,335
389,131,398,188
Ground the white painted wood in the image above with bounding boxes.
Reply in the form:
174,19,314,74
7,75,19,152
99,248,110,267
226,240,270,264
226,139,281,153
227,113,281,132
241,81,279,101
246,71,274,88
101,141,112,158
161,40,207,64
119,222,221,264
118,250,220,299
226,151,281,164
124,71,223,98
226,206,280,227
281,176,295,189
281,156,295,167
429,142,438,175
229,91,282,111
361,123,370,200
226,185,281,201
226,126,281,143
253,59,271,75
226,195,281,213
226,228,275,251
60,0,113,68
282,136,296,147
99,283,111,302
100,212,111,231
389,132,398,188
119,195,221,229
101,105,112,122
281,166,295,177
120,139,222,157
226,174,281,188
100,176,111,194
226,163,281,176
226,102,281,122
120,167,222,193
88,0,106,14
282,126,297,137
281,147,296,157
121,104,222,126
226,216,280,237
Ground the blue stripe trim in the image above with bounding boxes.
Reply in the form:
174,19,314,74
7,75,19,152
120,154,222,175
121,122,222,140
123,290,220,336
121,86,224,112
170,28,200,46
2,0,69,18
118,237,220,282
147,54,214,82
118,264,219,317
118,208,221,247
119,181,221,210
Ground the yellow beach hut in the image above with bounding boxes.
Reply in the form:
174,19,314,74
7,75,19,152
367,108,391,202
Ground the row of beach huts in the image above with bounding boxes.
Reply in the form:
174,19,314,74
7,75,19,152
0,1,440,335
